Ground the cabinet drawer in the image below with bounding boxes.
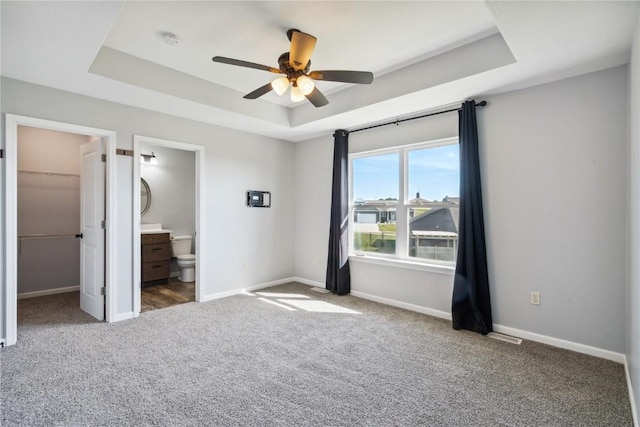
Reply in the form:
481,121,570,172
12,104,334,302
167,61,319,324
142,261,170,281
141,233,170,244
142,243,171,262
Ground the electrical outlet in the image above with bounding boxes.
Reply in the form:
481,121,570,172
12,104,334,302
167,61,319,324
242,261,248,271
530,291,540,305
312,257,318,266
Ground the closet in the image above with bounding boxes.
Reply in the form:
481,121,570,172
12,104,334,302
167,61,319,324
17,126,91,298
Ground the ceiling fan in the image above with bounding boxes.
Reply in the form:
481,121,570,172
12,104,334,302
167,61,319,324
212,29,374,108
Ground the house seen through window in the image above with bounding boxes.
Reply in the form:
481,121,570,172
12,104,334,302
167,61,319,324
350,138,460,264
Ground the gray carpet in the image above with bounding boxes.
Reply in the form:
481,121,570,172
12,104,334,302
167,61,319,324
0,282,632,426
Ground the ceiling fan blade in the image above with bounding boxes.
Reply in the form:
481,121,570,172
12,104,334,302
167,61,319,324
289,30,317,71
305,87,329,108
309,70,374,84
243,83,274,100
212,56,281,74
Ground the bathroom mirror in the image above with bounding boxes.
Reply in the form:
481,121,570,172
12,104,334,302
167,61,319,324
141,178,151,215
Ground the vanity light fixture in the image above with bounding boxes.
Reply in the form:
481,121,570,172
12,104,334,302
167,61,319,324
141,152,158,165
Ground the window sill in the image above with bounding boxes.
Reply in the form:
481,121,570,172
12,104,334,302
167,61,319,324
348,254,455,276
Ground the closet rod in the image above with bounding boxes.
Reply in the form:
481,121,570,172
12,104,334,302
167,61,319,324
18,234,80,240
18,169,80,178
348,100,487,134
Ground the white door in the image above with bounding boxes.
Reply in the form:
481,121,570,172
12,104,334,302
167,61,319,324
80,139,105,320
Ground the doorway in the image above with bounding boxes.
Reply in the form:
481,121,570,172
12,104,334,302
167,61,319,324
17,127,91,303
3,114,117,347
132,135,204,316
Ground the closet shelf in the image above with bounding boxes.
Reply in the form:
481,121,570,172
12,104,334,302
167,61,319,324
18,169,80,178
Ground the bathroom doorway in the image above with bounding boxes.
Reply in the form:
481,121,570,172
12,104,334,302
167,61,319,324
132,135,205,315
3,114,117,347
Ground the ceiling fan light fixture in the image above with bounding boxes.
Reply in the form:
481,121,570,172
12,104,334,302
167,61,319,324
211,29,374,108
297,75,314,95
290,85,305,102
271,76,289,96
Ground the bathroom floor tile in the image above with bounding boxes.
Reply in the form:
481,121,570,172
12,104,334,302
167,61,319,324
140,278,195,313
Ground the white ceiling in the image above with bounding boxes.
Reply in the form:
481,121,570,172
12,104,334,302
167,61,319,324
2,1,639,142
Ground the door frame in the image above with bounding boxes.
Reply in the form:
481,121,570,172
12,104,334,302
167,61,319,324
3,114,117,346
133,135,205,315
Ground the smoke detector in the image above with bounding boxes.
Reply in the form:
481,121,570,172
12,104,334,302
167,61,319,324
162,33,179,46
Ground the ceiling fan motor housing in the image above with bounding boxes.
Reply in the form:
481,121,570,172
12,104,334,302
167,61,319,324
278,52,310,82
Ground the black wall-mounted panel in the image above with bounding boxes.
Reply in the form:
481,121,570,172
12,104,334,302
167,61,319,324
247,190,271,208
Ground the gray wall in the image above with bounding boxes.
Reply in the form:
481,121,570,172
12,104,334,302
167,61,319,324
482,67,626,352
627,7,640,417
294,66,628,353
17,127,90,294
1,77,295,322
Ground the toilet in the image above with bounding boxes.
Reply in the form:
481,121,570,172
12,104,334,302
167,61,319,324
170,235,196,282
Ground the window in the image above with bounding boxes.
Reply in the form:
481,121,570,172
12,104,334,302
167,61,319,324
352,153,398,255
350,138,459,265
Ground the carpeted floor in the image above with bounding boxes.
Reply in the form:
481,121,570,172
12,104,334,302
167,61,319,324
0,282,632,426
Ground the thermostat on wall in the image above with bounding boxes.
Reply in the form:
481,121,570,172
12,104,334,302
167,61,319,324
247,190,271,208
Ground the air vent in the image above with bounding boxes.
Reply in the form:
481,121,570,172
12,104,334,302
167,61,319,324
488,332,523,345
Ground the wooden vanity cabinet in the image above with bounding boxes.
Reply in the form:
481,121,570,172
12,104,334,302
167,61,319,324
141,233,171,286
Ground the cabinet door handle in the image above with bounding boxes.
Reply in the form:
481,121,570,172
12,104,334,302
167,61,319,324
151,248,162,251
152,265,163,269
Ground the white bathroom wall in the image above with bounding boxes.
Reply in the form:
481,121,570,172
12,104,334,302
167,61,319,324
294,66,628,355
140,144,196,239
17,126,91,295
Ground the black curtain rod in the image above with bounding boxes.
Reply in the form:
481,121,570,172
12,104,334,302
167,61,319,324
348,100,487,134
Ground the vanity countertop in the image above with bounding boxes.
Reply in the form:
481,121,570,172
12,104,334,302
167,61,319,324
141,223,172,235
141,229,172,235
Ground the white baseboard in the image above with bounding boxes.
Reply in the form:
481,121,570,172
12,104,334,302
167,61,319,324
200,277,297,302
350,289,452,321
492,324,624,363
625,356,639,427
17,286,80,300
291,277,325,288
291,277,625,364
299,276,635,423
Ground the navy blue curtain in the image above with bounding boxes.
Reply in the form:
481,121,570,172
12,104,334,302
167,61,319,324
326,130,351,295
452,101,493,334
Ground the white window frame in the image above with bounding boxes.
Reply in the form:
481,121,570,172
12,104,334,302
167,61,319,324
348,137,459,273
